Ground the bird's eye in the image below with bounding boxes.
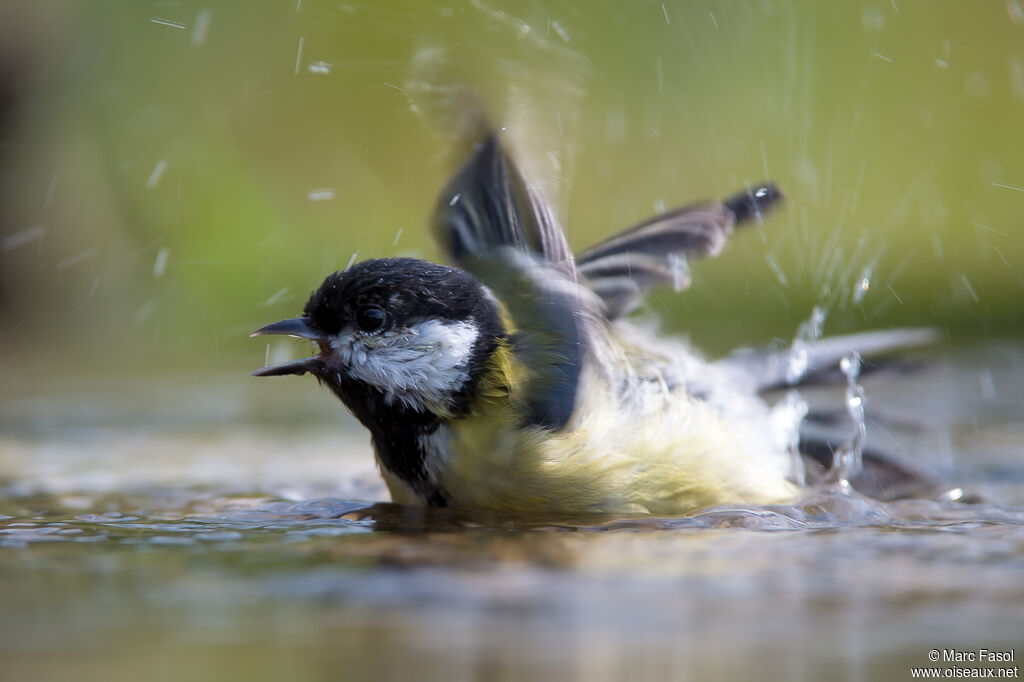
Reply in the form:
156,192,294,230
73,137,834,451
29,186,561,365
355,305,386,332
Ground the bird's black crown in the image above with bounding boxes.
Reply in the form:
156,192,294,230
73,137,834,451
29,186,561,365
302,257,500,338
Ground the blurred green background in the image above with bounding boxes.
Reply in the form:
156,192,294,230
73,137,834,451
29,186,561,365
2,6,1023,681
1,0,1022,381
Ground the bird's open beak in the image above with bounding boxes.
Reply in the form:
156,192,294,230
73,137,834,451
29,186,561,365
250,317,324,377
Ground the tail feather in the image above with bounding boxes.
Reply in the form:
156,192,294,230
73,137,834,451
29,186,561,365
718,328,941,394
799,437,944,501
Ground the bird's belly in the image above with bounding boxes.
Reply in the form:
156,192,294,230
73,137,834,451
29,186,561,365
421,398,800,515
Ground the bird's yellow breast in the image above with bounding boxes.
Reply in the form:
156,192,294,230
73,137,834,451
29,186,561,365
415,342,800,515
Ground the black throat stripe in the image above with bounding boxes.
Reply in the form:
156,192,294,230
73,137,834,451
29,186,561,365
321,374,450,507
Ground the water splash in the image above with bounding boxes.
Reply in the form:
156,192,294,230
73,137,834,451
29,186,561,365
774,390,809,487
785,305,826,384
824,351,866,495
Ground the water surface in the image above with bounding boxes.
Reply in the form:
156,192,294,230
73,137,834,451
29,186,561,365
2,342,1022,681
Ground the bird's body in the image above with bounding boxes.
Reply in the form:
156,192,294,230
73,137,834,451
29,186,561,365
252,134,935,514
407,327,801,513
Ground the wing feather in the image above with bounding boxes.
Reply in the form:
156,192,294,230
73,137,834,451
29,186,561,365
436,135,575,275
432,134,597,430
576,183,782,319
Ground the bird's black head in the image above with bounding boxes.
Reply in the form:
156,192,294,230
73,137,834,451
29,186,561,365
251,257,505,421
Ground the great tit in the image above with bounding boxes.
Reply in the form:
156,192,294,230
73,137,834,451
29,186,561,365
251,134,936,514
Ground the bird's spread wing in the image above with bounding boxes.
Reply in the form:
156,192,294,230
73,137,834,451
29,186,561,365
435,135,575,277
433,134,598,430
576,183,782,319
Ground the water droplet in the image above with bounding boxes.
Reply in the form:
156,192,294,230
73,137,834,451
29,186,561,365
839,350,861,380
294,36,304,75
191,9,211,46
861,6,885,32
1,225,46,253
1008,56,1024,101
133,300,157,325
786,306,826,384
765,255,789,288
965,72,991,99
150,17,186,30
263,287,289,306
853,264,872,304
1008,0,1024,24
667,253,690,292
44,173,58,207
153,247,169,278
146,159,168,189
56,247,99,273
786,344,808,385
307,188,335,201
960,273,980,302
826,351,866,494
940,487,965,502
550,19,570,41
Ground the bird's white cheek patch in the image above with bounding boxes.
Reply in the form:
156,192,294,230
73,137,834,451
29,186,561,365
327,319,479,412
